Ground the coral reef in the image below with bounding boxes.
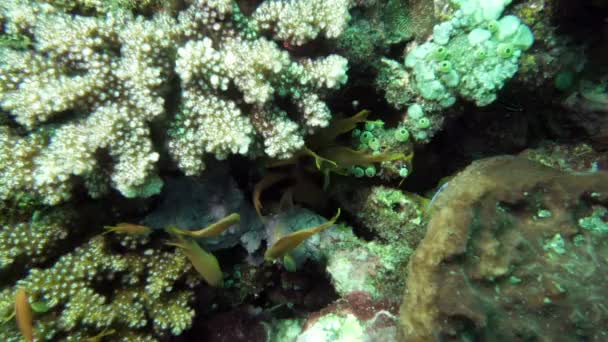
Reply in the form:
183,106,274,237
331,183,426,246
379,0,534,141
0,0,352,204
0,218,199,340
400,156,608,341
142,165,264,253
2,0,608,340
0,205,74,270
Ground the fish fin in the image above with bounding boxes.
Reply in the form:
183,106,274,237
322,168,331,191
101,226,115,235
164,225,186,237
279,188,295,212
309,110,370,147
1,311,15,324
253,172,289,218
312,208,341,234
283,254,297,272
165,240,187,249
15,288,34,342
303,147,337,171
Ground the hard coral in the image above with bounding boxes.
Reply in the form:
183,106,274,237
401,156,608,341
0,232,198,341
0,0,353,204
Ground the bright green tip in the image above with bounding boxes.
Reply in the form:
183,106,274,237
365,166,376,177
438,60,452,73
497,43,515,58
417,117,431,129
394,128,410,142
352,166,365,178
360,131,373,144
369,137,381,150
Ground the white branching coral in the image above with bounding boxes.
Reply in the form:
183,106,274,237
170,32,348,166
253,0,354,46
0,0,352,204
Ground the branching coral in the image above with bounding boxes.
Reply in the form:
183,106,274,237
0,233,199,341
0,206,73,270
0,0,353,204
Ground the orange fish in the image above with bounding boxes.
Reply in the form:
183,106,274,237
264,208,341,261
253,172,289,218
15,288,33,342
166,213,240,238
103,223,151,236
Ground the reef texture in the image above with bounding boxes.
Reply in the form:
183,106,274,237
400,156,608,341
0,228,199,341
0,0,352,204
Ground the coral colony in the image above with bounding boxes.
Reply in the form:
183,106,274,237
1,0,607,341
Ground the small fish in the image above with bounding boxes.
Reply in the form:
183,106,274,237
303,147,338,171
166,238,223,287
282,254,297,272
15,288,34,342
265,208,341,261
318,146,408,168
497,99,524,112
103,223,151,236
310,110,370,148
428,182,449,210
253,173,290,218
167,213,240,238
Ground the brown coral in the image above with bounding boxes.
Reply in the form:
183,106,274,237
400,156,608,341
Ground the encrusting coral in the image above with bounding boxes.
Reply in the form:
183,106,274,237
0,0,354,204
400,156,608,341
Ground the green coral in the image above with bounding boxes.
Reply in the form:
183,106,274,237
348,119,413,180
0,229,198,341
0,206,74,270
579,206,608,234
377,0,534,142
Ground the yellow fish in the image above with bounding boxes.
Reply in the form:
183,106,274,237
309,110,370,148
265,209,340,261
318,146,408,168
103,223,151,236
15,288,34,342
166,213,240,238
166,237,223,287
253,172,291,218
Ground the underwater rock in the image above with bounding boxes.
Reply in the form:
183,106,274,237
520,141,608,173
263,205,412,300
400,156,608,341
325,240,413,301
562,79,608,150
295,291,400,342
142,165,264,253
264,207,345,270
331,182,426,247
